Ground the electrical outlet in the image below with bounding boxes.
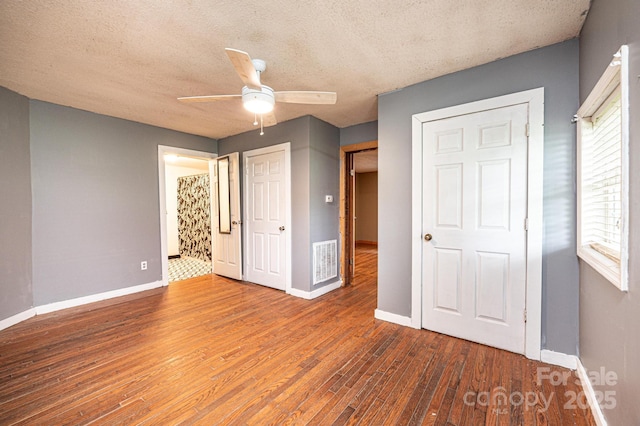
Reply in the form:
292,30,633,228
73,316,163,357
140,261,147,271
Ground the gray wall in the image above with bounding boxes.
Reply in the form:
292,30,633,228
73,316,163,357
309,118,341,287
579,0,640,423
355,172,378,242
30,101,216,306
377,40,580,355
0,87,33,320
340,120,377,146
218,116,341,292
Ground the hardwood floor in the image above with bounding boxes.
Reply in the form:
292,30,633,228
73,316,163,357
0,246,595,425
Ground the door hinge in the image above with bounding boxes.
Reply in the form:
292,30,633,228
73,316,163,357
524,217,529,231
350,169,355,177
523,309,528,323
349,258,354,265
525,123,530,137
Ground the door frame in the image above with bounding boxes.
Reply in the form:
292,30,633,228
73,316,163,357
158,145,217,286
410,88,544,360
242,142,292,293
339,140,378,285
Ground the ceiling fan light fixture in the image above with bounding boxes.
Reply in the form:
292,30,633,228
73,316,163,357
242,86,275,114
243,98,274,114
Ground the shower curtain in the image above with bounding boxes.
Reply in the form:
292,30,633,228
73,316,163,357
177,174,212,262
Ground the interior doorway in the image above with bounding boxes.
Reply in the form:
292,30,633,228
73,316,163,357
340,141,378,286
158,146,217,286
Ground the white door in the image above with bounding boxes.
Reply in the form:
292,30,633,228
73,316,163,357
244,148,288,290
421,103,528,354
210,153,242,280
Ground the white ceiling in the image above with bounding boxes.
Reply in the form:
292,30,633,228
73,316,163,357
164,154,210,171
0,0,589,139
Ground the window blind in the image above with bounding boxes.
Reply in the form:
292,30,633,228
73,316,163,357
580,88,622,261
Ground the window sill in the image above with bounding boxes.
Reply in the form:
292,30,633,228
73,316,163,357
578,245,627,291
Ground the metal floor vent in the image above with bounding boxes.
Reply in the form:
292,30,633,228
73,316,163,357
313,240,337,285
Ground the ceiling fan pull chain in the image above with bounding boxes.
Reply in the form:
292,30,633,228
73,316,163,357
260,115,264,135
253,113,258,126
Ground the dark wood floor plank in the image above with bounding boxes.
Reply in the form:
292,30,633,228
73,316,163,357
420,338,467,425
289,342,379,421
248,327,366,423
402,336,458,425
485,347,505,425
508,350,524,426
466,343,496,425
445,339,479,425
341,331,419,425
433,338,470,425
307,331,401,424
0,245,596,425
367,334,442,424
540,361,567,425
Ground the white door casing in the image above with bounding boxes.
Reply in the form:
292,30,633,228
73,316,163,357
243,143,291,291
210,153,242,280
411,88,544,360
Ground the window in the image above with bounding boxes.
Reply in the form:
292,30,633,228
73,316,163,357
577,46,629,291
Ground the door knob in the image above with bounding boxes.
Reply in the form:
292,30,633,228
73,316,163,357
279,226,285,231
424,233,433,241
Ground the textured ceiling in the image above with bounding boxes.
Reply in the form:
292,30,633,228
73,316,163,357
0,0,589,139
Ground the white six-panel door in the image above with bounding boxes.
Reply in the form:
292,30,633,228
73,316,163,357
421,103,529,354
210,153,242,280
244,148,287,290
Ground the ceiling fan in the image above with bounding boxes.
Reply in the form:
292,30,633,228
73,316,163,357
178,48,337,135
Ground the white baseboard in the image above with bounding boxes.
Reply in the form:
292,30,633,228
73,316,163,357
35,280,164,315
374,309,413,327
288,280,342,300
539,351,607,425
540,349,578,370
287,288,310,299
576,358,608,426
0,308,36,332
1,280,164,332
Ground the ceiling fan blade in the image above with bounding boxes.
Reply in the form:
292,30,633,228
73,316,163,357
225,48,261,90
274,91,337,104
262,111,278,127
177,94,241,103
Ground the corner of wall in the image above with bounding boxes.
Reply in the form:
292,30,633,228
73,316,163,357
0,86,34,322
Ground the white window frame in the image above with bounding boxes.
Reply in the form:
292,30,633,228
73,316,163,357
576,45,629,291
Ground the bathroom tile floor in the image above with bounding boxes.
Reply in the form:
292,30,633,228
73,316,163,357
168,256,212,282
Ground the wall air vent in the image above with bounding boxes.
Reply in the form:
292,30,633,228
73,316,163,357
313,240,337,285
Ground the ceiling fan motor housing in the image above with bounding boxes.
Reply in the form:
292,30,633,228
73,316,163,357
242,85,275,114
251,58,266,74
